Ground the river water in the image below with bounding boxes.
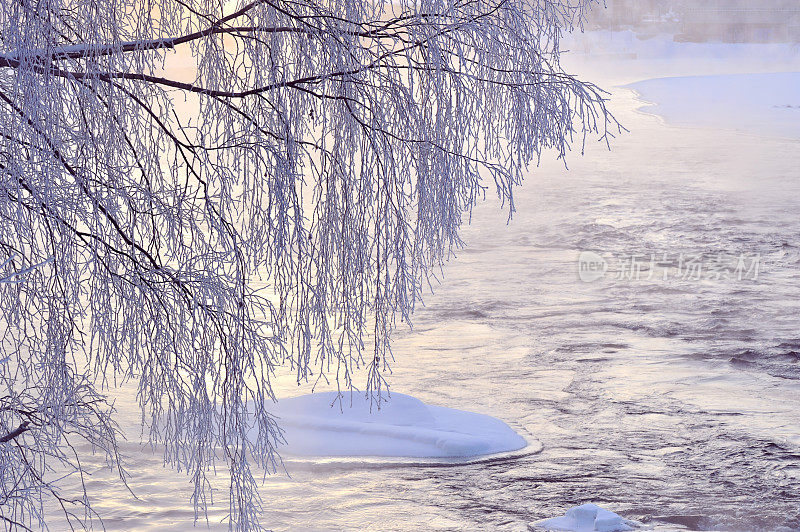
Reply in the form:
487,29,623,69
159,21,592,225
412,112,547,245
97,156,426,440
45,46,800,531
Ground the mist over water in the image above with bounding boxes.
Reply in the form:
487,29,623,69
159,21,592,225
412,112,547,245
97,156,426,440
45,34,800,532
582,0,800,44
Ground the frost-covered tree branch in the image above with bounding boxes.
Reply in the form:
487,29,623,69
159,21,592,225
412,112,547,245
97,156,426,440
0,0,616,529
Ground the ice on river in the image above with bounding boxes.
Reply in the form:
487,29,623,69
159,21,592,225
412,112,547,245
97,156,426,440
628,72,800,139
535,504,636,532
255,391,527,458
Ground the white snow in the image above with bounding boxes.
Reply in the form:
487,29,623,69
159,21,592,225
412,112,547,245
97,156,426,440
628,72,800,139
535,504,636,532
256,391,527,458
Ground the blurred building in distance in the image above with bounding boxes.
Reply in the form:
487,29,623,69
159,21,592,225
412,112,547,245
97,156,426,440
584,0,800,43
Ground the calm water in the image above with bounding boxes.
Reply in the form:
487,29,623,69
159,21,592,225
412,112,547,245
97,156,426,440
47,73,800,530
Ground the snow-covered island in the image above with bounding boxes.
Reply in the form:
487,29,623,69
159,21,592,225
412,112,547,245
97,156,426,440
534,504,639,532
255,392,528,458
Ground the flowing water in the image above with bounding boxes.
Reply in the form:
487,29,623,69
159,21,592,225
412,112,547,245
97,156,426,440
44,52,800,531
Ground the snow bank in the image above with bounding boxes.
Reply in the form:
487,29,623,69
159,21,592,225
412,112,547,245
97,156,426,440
257,392,527,458
628,72,800,139
535,504,636,532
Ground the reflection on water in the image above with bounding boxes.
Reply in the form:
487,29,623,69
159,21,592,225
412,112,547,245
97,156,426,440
47,70,800,532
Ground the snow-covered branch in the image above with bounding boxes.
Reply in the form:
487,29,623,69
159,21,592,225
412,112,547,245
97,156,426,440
0,0,612,529
0,26,309,67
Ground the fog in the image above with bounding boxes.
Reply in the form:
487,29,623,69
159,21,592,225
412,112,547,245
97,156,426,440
584,0,800,43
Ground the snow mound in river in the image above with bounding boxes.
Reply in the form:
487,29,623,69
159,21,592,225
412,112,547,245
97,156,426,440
258,392,527,458
535,504,636,532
